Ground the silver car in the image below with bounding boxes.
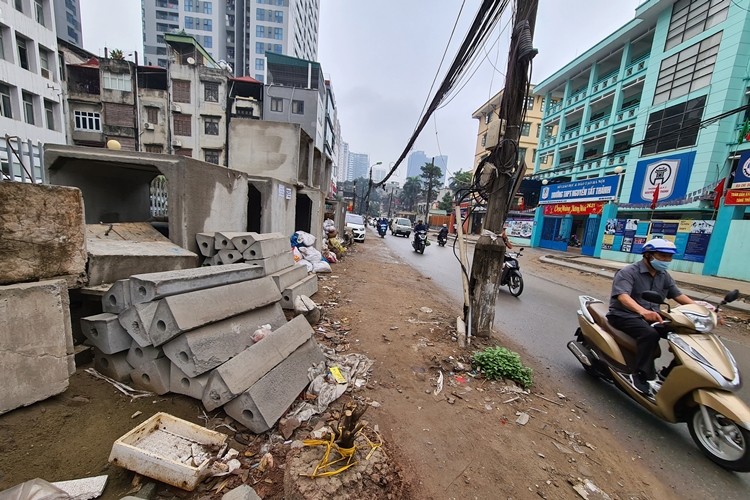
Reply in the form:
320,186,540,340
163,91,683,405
390,217,412,237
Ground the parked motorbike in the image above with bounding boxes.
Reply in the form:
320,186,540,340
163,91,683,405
412,230,428,254
377,221,388,238
568,289,750,471
499,248,523,296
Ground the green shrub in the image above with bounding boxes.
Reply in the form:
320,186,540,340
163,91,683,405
472,346,533,389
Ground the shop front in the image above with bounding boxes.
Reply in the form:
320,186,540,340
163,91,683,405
534,175,621,255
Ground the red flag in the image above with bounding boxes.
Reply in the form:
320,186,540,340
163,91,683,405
650,183,660,210
713,178,726,210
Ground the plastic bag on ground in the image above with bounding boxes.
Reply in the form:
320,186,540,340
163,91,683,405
299,246,323,263
0,478,69,500
297,259,314,272
294,231,316,247
312,260,332,273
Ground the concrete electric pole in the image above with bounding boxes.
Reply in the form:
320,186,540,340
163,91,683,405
469,0,538,337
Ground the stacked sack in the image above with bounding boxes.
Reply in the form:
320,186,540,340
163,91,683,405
290,230,333,273
80,243,322,433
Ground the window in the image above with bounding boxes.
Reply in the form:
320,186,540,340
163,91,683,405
274,27,283,40
22,92,34,124
525,96,535,110
517,147,527,161
484,113,492,124
102,71,132,92
642,95,706,156
0,28,5,60
203,35,212,48
175,147,193,157
273,44,282,53
204,81,219,102
35,0,45,26
256,8,266,21
536,123,541,138
666,0,729,50
173,114,191,136
0,83,12,118
521,122,531,136
203,18,212,31
15,0,23,13
204,116,220,135
65,0,76,12
17,36,29,70
255,58,264,70
255,73,264,83
204,149,221,164
145,144,163,153
67,27,78,43
156,46,167,55
256,25,266,38
270,97,283,112
185,16,194,29
274,10,283,22
146,107,159,123
532,149,537,162
44,99,54,130
653,31,722,105
256,42,264,54
39,49,51,79
291,99,304,114
173,79,191,103
481,134,486,147
203,1,212,14
74,110,101,131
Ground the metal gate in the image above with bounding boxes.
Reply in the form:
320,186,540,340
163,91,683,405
581,216,600,256
539,217,568,252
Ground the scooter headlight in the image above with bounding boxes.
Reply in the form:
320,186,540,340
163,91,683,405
682,311,715,332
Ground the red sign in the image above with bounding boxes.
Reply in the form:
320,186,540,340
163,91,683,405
724,189,750,206
543,201,605,216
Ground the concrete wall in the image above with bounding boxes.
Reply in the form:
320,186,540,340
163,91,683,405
228,120,301,183
0,183,87,287
248,176,296,235
0,279,74,415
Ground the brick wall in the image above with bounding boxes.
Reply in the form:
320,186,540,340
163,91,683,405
104,103,134,127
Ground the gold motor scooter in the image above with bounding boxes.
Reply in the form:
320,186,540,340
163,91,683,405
567,289,750,472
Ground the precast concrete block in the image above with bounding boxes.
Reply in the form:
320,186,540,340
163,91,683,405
241,234,289,260
118,302,159,347
214,232,239,251
130,357,171,395
148,277,281,347
268,265,309,293
80,313,133,354
169,363,210,400
218,249,244,265
102,280,132,314
163,303,286,378
93,348,133,383
280,274,318,310
202,315,312,411
196,233,217,257
126,343,165,370
223,338,324,433
0,280,74,415
129,263,263,304
255,252,295,277
229,233,257,254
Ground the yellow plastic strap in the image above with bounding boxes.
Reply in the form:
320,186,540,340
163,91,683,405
300,426,382,478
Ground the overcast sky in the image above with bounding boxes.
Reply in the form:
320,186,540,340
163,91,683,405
80,0,641,185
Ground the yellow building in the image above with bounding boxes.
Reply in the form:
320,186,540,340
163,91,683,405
471,86,550,173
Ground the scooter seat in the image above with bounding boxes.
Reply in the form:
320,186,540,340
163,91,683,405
586,302,637,353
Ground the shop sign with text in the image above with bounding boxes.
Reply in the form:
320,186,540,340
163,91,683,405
543,201,605,216
725,189,750,205
539,175,620,204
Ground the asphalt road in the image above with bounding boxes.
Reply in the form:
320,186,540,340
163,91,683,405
372,227,750,499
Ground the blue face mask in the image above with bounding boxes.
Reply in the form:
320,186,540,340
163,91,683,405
651,259,670,273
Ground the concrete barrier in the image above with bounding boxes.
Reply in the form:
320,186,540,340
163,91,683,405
118,302,159,347
80,313,133,354
280,274,318,310
102,280,132,314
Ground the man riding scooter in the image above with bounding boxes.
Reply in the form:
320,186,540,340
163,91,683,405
606,238,694,395
437,224,449,246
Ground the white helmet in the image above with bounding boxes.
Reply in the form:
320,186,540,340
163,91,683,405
641,238,677,254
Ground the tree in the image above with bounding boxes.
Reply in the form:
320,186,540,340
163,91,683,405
438,192,454,211
420,162,443,211
449,170,473,195
109,49,125,60
401,177,422,211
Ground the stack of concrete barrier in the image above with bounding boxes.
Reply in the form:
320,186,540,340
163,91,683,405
80,259,324,433
195,231,318,310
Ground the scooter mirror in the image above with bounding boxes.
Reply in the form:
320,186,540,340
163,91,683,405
723,289,740,304
641,291,665,304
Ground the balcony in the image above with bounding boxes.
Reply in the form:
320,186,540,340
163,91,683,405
624,55,649,81
565,89,587,107
540,135,558,149
584,116,609,134
590,71,618,95
614,104,639,124
546,100,563,116
559,126,580,143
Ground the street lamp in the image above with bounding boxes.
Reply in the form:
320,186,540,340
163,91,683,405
541,179,548,185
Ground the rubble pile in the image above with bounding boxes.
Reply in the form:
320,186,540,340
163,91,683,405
80,238,324,433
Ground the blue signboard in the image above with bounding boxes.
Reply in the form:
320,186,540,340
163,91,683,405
628,151,694,204
734,151,750,189
539,175,621,204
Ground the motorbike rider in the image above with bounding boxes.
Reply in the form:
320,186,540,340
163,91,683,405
377,216,389,229
413,219,428,244
606,238,694,395
438,223,449,242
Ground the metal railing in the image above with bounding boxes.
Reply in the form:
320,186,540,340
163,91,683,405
150,175,168,218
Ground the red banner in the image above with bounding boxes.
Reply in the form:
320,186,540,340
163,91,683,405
724,189,750,206
543,201,605,216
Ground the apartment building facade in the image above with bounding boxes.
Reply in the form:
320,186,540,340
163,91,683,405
530,0,750,281
53,0,82,47
0,0,65,182
142,0,320,82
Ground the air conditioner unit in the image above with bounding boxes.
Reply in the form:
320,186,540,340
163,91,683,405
171,103,181,112
172,139,182,147
144,122,155,130
41,68,51,79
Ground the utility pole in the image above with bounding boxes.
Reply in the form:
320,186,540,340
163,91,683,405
424,158,435,225
469,0,538,337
